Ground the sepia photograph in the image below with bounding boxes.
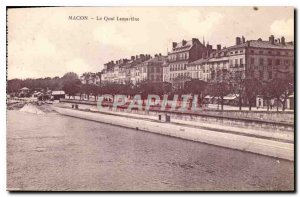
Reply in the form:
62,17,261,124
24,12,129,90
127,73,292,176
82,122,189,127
6,6,295,191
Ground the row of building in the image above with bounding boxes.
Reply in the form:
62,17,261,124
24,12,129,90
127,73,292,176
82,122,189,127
81,35,294,90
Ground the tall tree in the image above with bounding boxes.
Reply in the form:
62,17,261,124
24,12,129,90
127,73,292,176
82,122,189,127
207,81,230,110
62,79,81,99
228,70,245,111
243,77,261,111
267,74,294,111
62,72,79,81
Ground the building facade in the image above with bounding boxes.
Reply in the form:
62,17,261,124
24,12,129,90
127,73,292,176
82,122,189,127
101,35,294,101
138,54,166,84
186,35,294,84
167,38,212,89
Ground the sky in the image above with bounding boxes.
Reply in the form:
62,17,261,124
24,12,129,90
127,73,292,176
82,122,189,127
7,7,294,79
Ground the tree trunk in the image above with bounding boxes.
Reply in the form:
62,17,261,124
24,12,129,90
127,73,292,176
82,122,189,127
282,98,287,111
239,95,242,111
221,96,224,111
248,99,252,111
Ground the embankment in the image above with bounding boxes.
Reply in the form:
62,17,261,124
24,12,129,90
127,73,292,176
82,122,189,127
53,106,294,161
60,99,294,132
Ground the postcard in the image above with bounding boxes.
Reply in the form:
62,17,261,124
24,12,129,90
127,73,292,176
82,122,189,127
6,6,294,191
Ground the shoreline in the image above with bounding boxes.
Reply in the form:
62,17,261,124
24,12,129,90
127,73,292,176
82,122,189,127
52,105,294,161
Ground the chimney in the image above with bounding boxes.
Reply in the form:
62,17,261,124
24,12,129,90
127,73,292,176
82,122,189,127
269,35,275,44
242,36,245,43
131,56,135,60
281,36,285,45
182,40,187,46
136,55,139,59
236,37,241,45
278,38,281,44
217,44,221,50
155,54,158,57
172,42,177,48
159,53,162,56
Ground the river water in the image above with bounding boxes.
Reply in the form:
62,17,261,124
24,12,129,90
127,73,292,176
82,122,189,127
7,110,294,191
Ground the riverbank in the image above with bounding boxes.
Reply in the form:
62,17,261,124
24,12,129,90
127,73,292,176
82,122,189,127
7,110,294,191
60,98,294,132
52,105,294,161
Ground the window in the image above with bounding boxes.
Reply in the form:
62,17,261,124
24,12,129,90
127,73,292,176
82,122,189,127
277,51,281,55
268,71,272,80
276,59,280,65
240,58,243,65
250,58,255,65
268,58,272,65
259,71,263,79
259,58,264,65
259,50,263,54
285,60,290,66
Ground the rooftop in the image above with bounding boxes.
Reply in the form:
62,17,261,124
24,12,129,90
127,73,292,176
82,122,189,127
228,40,294,50
189,58,209,65
170,38,203,54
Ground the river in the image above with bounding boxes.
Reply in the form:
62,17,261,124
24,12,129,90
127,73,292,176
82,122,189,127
7,110,294,191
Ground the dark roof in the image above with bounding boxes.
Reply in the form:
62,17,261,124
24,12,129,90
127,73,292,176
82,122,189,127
228,40,294,50
170,39,203,54
189,58,209,65
143,56,167,64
